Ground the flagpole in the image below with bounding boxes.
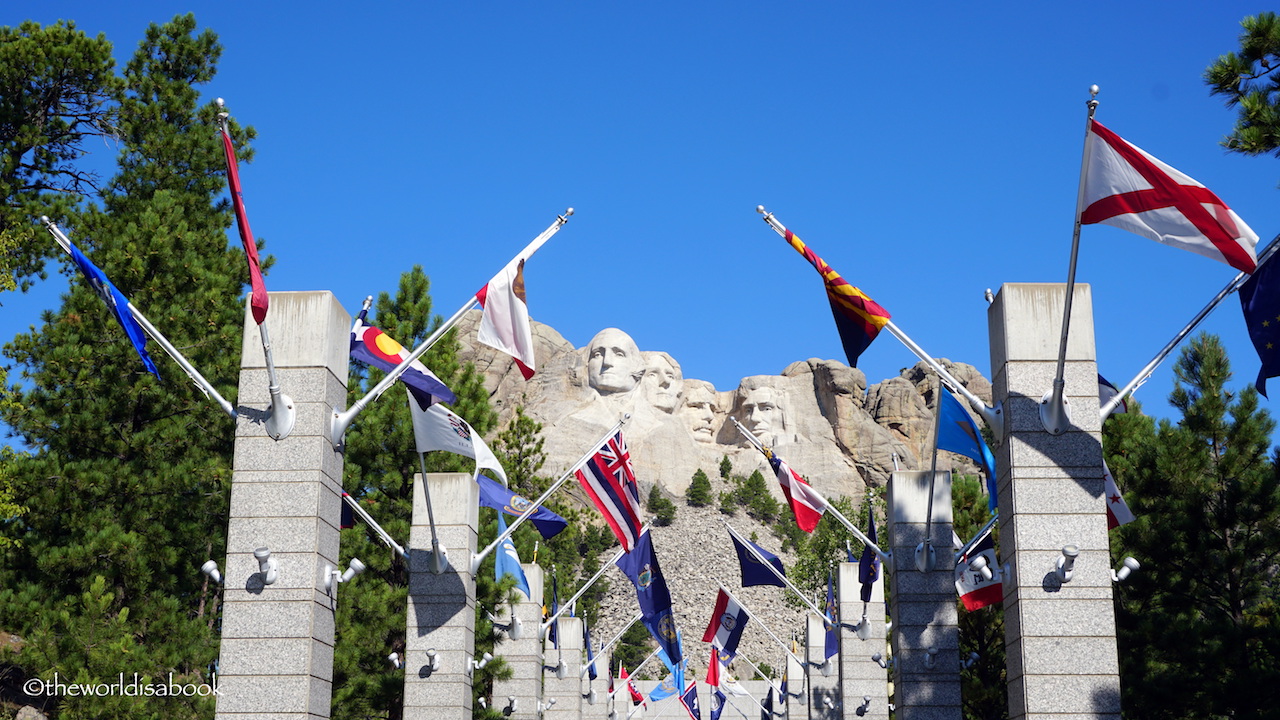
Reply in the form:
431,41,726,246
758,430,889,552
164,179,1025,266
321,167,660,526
1044,85,1101,435
713,581,807,666
41,216,238,420
216,106,295,440
471,415,629,574
920,374,945,573
416,448,448,573
731,419,890,565
611,647,664,698
582,611,644,678
955,513,999,562
329,208,574,449
755,206,1004,440
720,523,834,624
732,652,784,699
341,491,408,560
543,541,634,636
1100,235,1280,419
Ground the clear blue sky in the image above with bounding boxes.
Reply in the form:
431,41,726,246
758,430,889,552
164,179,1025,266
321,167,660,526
7,2,1280,444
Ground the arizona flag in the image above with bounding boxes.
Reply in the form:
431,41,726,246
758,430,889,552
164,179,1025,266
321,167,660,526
783,228,891,367
955,527,1002,611
218,124,269,324
575,431,644,552
350,309,456,410
1103,461,1135,529
1082,120,1258,274
764,448,826,533
476,256,536,379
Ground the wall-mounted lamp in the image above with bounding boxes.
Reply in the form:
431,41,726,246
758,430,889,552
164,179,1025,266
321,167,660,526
200,560,223,586
537,698,557,713
871,652,888,669
426,648,441,673
855,695,873,717
585,688,598,705
470,652,494,673
1055,544,1079,583
489,612,524,641
324,557,366,593
923,646,938,670
962,651,980,669
388,652,402,669
969,555,993,582
504,696,518,716
1112,557,1140,583
254,546,278,585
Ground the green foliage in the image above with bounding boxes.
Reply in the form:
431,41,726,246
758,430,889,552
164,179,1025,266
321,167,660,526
0,15,245,719
738,469,780,523
611,620,652,675
646,485,676,527
718,490,737,516
788,495,858,605
719,455,732,479
1206,12,1280,159
0,447,26,549
685,468,713,507
952,474,1006,720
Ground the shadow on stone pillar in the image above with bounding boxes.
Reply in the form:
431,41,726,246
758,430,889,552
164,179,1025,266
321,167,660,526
543,616,584,720
492,563,545,720
807,614,839,720
838,561,888,720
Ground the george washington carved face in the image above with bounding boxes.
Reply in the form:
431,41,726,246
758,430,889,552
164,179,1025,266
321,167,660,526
587,328,644,395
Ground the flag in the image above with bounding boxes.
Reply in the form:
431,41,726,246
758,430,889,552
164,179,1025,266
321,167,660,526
583,617,598,681
823,569,839,661
762,687,774,720
1103,460,1135,529
340,492,355,529
350,309,456,409
409,398,508,485
650,672,681,703
218,124,269,324
622,665,645,707
548,571,560,648
681,680,702,720
763,448,826,533
66,239,161,379
955,526,1002,611
609,662,616,695
706,647,722,687
656,631,687,706
575,431,644,552
730,532,786,588
782,228,891,367
476,256,536,379
858,507,881,604
495,513,532,599
1239,252,1280,396
1098,374,1128,414
1081,119,1258,274
476,474,567,539
710,687,727,720
701,589,749,659
616,529,682,667
937,388,998,511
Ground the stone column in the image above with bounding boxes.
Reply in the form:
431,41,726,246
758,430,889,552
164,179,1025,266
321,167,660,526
785,643,807,720
403,473,478,720
887,470,961,720
215,291,350,720
492,563,545,720
988,283,1120,720
838,561,888,720
807,614,839,720
543,616,584,720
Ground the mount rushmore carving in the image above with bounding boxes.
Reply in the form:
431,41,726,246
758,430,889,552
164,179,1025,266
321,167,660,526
454,312,993,504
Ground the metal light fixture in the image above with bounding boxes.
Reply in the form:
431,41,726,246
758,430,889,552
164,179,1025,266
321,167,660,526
1055,544,1080,583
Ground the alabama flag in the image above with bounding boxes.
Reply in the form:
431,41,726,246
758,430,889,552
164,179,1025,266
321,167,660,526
476,257,536,379
1103,460,1135,529
764,448,826,533
1082,120,1258,273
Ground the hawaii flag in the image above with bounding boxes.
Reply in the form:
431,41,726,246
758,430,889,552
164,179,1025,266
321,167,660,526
476,256,536,379
1103,460,1135,529
1082,120,1258,273
764,448,826,533
575,431,644,552
218,124,269,324
350,309,456,410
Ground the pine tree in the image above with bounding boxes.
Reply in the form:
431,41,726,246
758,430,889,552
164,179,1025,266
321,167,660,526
0,14,247,719
646,485,676,527
1205,12,1280,160
686,468,713,507
719,455,733,479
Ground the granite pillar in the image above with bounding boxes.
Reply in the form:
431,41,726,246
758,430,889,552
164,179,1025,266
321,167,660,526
216,291,350,720
543,616,584,720
838,561,888,720
492,563,545,720
807,614,839,720
887,470,961,720
988,284,1120,720
403,473,479,720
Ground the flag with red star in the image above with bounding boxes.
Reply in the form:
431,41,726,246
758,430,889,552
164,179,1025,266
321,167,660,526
1103,461,1135,529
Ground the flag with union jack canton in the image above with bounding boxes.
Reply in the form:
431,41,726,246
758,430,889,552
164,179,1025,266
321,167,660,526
575,431,644,552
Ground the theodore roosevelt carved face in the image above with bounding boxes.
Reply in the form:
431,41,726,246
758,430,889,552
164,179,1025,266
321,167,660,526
587,328,644,395
682,381,718,442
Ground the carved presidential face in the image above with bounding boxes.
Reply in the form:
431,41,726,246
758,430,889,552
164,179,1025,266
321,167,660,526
642,355,683,413
682,383,718,442
741,385,785,446
586,328,644,394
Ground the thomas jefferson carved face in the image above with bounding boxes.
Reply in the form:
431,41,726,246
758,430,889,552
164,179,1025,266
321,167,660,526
587,328,644,394
642,355,683,413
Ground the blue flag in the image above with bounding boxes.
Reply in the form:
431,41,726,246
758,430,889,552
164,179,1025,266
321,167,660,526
548,571,560,649
936,388,998,511
495,513,531,599
650,672,681,703
583,615,598,681
66,239,161,378
681,680,701,720
710,687,726,720
729,532,786,588
476,474,568,539
859,506,880,603
616,530,683,668
762,687,774,720
823,569,838,660
1241,254,1280,397
655,630,686,706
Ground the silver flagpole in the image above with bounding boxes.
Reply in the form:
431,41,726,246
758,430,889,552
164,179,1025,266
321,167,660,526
920,374,945,572
216,103,295,440
1043,85,1101,435
731,418,890,565
955,513,999,562
733,651,784,699
712,581,807,666
721,521,833,623
329,209,573,449
41,216,238,420
610,646,663,698
1100,235,1280,419
471,414,629,574
581,611,643,678
341,491,408,560
756,205,1004,439
543,541,633,635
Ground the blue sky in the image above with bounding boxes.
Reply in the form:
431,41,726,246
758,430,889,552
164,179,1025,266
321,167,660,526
7,2,1280,444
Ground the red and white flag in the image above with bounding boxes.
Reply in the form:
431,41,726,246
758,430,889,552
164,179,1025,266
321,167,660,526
218,126,269,324
706,647,722,687
476,257,536,379
765,449,826,533
1103,460,1135,529
621,664,645,707
1082,120,1258,274
955,528,1002,611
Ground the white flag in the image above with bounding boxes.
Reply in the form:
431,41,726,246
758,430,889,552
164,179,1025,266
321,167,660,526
477,257,536,379
1103,460,1135,529
407,390,508,485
